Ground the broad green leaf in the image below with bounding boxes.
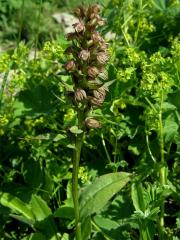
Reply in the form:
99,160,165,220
30,195,52,221
163,113,179,143
161,102,176,112
79,172,130,220
17,85,54,116
131,183,146,212
152,0,166,11
10,214,34,226
61,233,69,240
168,89,180,112
54,206,74,220
94,215,119,230
81,216,92,240
30,195,58,240
22,233,46,240
22,159,43,189
0,192,34,221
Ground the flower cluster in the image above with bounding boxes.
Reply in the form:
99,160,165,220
64,5,109,129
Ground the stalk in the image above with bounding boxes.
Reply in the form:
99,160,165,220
158,88,167,239
17,0,25,46
64,5,109,239
72,110,84,240
34,0,43,59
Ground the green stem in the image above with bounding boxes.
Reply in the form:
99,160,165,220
140,221,151,240
34,0,43,59
158,88,167,239
17,0,25,46
101,133,111,164
72,110,84,240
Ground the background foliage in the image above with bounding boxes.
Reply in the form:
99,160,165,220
0,0,180,239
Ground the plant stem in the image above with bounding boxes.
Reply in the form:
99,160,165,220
17,0,25,46
158,88,167,239
101,133,111,164
34,0,43,59
72,110,84,240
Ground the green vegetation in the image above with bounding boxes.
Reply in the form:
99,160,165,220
0,0,180,239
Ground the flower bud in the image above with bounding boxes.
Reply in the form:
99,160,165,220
91,32,103,43
79,49,90,61
96,16,105,26
93,86,106,100
89,12,96,20
85,118,101,129
73,7,81,17
73,22,85,33
87,18,98,28
65,60,76,71
89,96,104,106
99,42,108,51
97,52,109,65
91,4,101,14
74,88,87,102
87,66,99,78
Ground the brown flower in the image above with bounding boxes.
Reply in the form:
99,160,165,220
89,96,104,106
74,88,87,102
87,18,98,28
97,52,109,65
99,42,108,51
85,118,101,129
91,4,101,14
73,7,82,18
87,66,99,78
73,22,85,33
93,86,106,100
65,60,76,71
91,32,103,43
79,49,90,61
96,15,105,26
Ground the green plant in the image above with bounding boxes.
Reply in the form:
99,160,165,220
0,0,180,239
63,5,130,239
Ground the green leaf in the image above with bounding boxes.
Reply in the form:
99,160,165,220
94,215,120,230
131,183,146,212
22,159,43,189
10,214,34,226
162,102,176,112
17,85,54,116
69,126,83,134
22,233,46,240
30,195,52,221
163,113,179,143
79,172,130,220
61,233,69,240
81,216,92,240
30,195,58,240
0,192,34,222
152,0,166,11
54,206,74,220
